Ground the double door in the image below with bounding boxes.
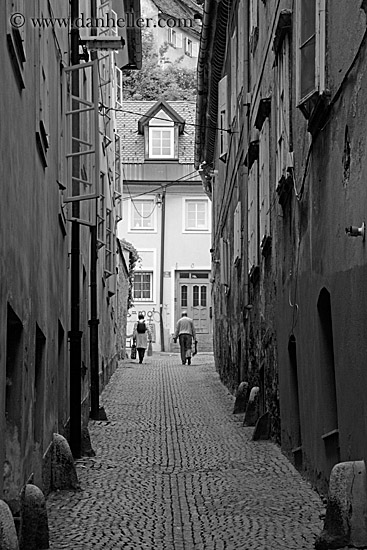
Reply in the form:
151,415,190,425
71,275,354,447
177,271,210,334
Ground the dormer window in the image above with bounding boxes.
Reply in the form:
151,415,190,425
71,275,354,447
148,110,174,159
138,100,185,161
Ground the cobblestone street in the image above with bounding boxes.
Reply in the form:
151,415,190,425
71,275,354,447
47,353,323,550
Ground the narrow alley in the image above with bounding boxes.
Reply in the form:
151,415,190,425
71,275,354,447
47,353,323,550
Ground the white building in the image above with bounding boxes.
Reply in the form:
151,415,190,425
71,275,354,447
140,0,202,69
117,100,212,352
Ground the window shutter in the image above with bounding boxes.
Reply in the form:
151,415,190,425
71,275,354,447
218,75,228,157
176,33,183,48
230,30,237,120
115,66,122,105
248,160,259,270
220,237,227,286
192,43,199,58
234,202,242,263
259,118,270,243
238,0,245,93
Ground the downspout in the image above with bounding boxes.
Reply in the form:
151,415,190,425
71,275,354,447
69,0,82,458
195,0,216,169
243,0,251,383
159,190,166,351
244,0,250,311
89,0,104,421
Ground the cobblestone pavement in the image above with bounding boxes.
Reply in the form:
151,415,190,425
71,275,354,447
47,353,324,550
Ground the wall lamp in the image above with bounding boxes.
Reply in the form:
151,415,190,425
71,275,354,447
345,222,365,241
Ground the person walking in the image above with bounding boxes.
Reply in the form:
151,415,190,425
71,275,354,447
173,311,197,365
133,313,151,364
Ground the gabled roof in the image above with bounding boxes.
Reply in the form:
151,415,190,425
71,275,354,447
116,100,197,164
138,100,186,134
149,0,203,35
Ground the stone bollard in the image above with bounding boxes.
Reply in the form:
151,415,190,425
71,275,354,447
243,386,260,427
252,411,271,441
315,460,367,549
51,433,79,491
18,484,49,550
0,499,19,550
233,381,249,414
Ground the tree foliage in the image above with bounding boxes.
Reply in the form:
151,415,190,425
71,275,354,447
122,30,197,101
120,238,141,309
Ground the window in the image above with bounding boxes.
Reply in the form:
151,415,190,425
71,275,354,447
168,28,176,46
168,29,182,48
184,37,193,56
249,0,259,53
131,198,155,230
297,0,326,116
148,111,174,159
184,199,209,231
276,33,291,183
149,128,174,157
133,272,153,300
200,286,207,306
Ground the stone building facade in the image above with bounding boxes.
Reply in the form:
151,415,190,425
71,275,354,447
0,0,135,533
196,0,367,495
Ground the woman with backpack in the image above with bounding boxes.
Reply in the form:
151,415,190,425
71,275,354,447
133,313,151,364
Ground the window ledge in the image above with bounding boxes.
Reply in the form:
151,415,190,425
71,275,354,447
146,158,179,162
321,428,339,441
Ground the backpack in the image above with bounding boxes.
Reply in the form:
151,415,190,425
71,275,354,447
136,321,146,334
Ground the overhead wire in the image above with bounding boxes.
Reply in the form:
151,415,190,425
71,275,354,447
102,104,234,134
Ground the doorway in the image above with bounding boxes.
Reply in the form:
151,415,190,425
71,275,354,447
176,271,210,334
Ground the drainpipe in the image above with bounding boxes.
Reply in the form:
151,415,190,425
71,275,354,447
159,190,166,351
89,211,100,419
243,0,251,379
69,0,82,458
89,0,102,421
